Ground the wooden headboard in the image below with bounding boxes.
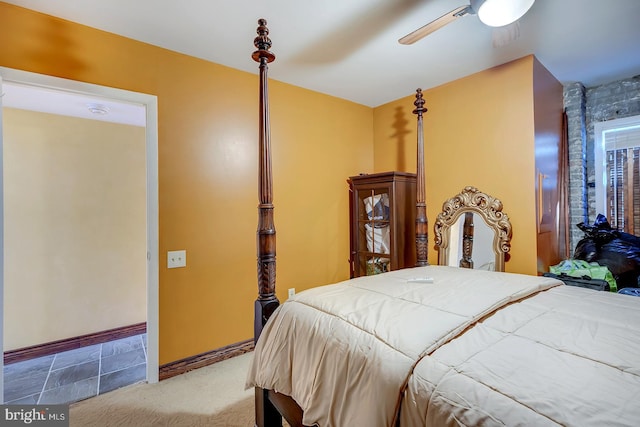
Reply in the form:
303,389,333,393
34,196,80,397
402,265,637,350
252,21,429,341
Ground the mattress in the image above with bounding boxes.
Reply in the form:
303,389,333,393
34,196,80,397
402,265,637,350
246,265,640,426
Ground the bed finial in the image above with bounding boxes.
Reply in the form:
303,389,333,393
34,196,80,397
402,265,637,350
413,88,426,117
413,88,429,266
253,18,279,344
252,18,276,64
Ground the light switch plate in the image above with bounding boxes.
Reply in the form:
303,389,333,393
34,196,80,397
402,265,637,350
167,250,186,268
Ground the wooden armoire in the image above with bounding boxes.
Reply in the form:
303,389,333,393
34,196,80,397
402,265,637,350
348,172,416,278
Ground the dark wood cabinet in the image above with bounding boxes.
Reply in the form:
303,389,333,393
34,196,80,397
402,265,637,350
348,171,417,278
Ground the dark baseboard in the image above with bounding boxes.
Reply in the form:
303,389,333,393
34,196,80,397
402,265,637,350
159,339,254,381
4,322,147,365
6,327,254,382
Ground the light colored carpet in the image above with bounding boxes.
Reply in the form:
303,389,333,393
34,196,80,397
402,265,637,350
70,352,256,426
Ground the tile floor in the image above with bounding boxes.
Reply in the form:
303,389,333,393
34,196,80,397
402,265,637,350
3,334,147,405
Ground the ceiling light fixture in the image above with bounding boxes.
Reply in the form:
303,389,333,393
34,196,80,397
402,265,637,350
470,0,535,27
87,103,110,115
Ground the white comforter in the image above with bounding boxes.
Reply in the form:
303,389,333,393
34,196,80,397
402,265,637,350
246,266,640,427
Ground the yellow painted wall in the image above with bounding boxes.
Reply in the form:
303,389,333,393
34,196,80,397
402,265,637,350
3,109,146,350
373,57,540,274
0,2,562,364
0,2,373,364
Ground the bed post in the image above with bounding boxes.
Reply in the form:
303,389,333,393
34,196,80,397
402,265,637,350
252,18,279,343
413,89,429,266
252,19,283,427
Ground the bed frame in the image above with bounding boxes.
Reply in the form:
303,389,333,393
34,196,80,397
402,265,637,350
251,19,428,427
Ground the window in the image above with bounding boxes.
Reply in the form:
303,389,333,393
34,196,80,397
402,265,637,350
594,115,640,234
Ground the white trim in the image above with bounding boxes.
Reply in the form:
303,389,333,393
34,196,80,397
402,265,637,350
0,74,5,403
594,115,640,218
0,67,160,385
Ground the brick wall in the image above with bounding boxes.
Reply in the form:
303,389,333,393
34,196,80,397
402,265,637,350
563,75,640,256
563,82,588,255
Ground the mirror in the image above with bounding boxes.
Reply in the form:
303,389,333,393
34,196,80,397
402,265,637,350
434,186,512,271
447,213,498,270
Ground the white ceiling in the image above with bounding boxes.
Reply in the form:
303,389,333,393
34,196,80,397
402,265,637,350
2,82,147,126
2,0,640,108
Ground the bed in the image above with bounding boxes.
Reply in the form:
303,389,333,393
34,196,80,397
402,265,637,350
246,19,640,427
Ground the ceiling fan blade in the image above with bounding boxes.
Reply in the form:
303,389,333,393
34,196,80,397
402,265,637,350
399,5,471,45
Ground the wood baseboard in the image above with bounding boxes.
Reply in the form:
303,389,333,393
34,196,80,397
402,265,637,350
6,327,254,382
159,339,254,381
4,322,147,365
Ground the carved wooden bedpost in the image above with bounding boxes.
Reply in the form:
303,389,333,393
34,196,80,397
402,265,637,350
413,89,429,266
253,18,279,342
252,19,283,427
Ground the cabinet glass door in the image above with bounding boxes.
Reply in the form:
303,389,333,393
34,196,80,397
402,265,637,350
356,188,391,275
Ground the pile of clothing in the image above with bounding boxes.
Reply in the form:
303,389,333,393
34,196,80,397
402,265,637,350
573,214,640,289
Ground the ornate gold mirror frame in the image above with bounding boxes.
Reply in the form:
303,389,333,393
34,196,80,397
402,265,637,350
434,186,512,271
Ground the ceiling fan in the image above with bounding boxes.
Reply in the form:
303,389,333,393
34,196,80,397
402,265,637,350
399,0,535,46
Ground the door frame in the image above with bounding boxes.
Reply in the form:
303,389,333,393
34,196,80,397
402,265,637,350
0,67,160,402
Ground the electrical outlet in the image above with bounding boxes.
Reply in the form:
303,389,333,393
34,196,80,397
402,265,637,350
288,288,295,299
167,250,186,268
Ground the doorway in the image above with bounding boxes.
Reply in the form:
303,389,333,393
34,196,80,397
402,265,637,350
0,67,159,403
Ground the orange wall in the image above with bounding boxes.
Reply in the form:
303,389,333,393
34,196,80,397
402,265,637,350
0,3,563,364
0,2,373,364
373,56,540,274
